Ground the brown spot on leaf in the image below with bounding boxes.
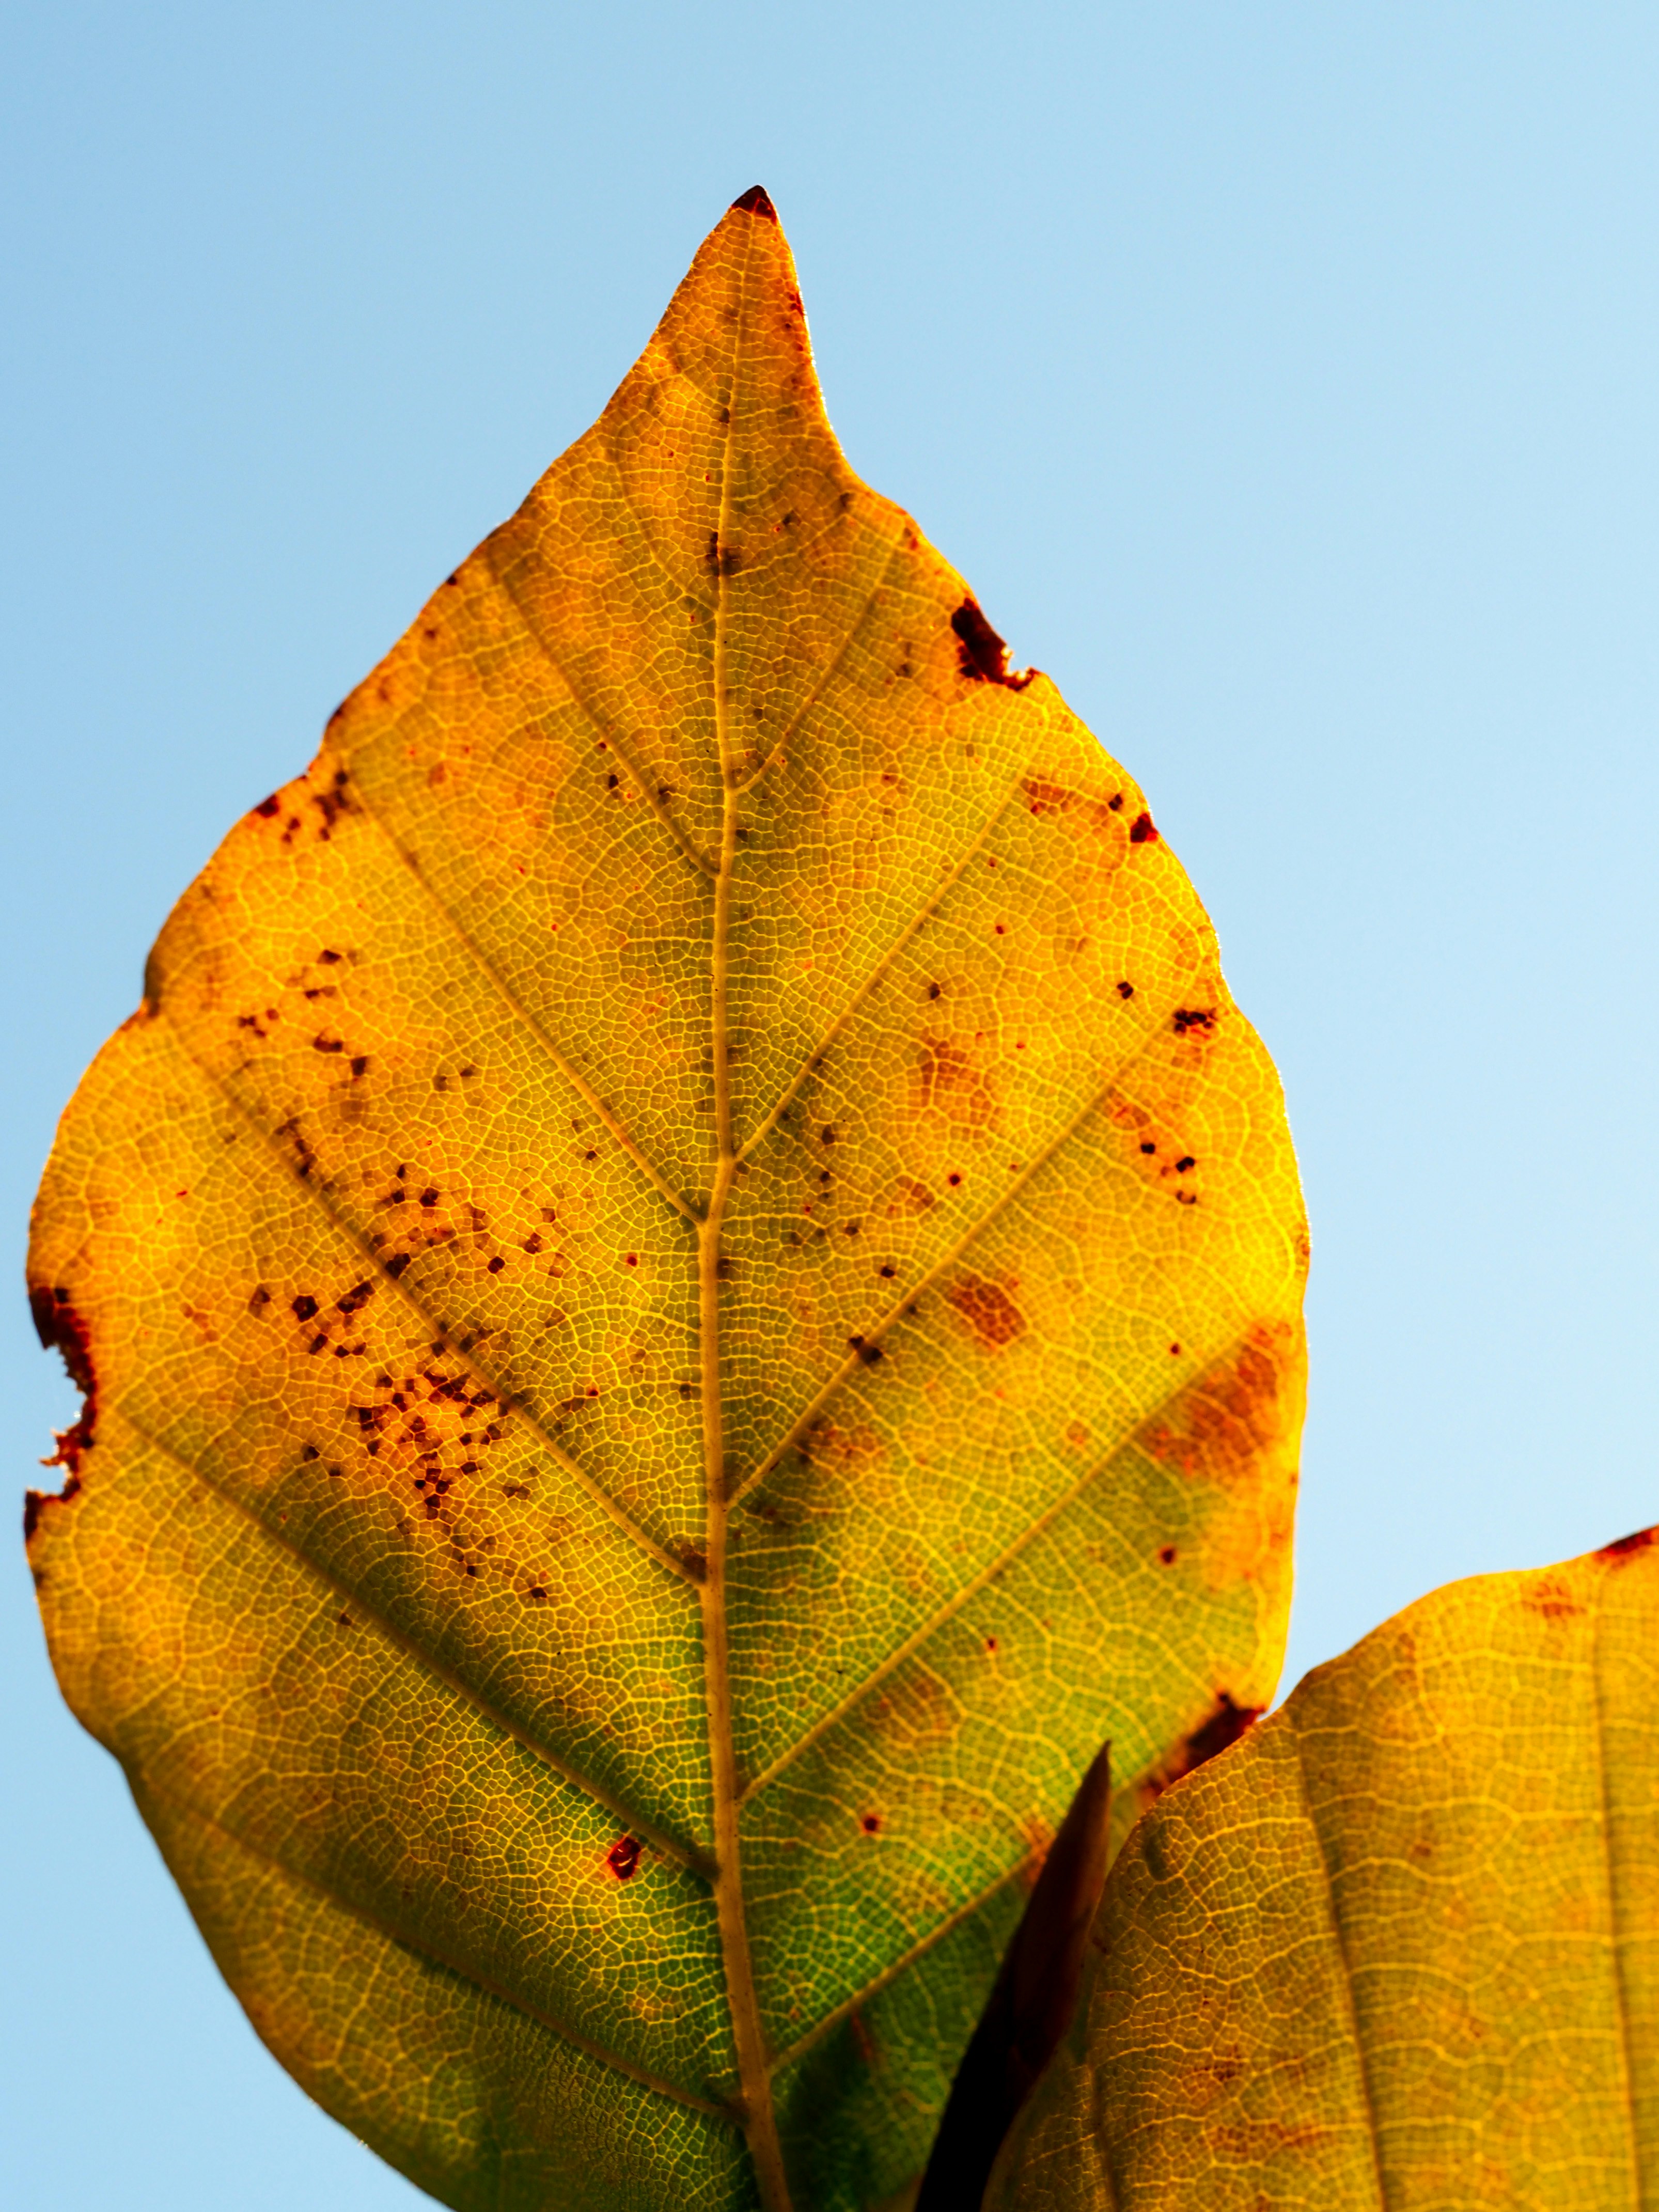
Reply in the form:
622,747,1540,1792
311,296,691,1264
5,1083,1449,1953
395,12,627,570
606,1834,642,1880
951,598,1032,688
1137,1324,1298,1486
1021,777,1129,836
889,1176,936,1217
1129,812,1158,844
27,1283,97,1518
916,1036,997,1127
945,1273,1025,1349
1522,1574,1586,1621
1135,1692,1261,1816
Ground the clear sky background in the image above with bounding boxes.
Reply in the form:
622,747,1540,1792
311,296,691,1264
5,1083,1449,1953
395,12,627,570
5,5,1657,2205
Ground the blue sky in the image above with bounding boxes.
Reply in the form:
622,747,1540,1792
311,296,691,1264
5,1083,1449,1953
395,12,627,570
5,5,1657,2204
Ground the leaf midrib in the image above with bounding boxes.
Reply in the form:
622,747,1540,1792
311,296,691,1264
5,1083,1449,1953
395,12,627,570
696,213,796,2212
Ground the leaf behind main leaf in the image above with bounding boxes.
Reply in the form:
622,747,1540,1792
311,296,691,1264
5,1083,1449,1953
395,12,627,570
991,1530,1659,2210
27,190,1307,2211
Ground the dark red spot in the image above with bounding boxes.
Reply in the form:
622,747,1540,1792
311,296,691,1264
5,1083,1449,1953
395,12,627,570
253,794,281,818
1117,981,1134,999
950,598,1032,688
1597,1526,1657,1563
984,1635,998,1653
1182,1693,1258,1768
1146,1693,1260,1800
947,1171,963,1187
1140,1141,1156,1154
1175,1156,1196,1173
849,1335,884,1366
27,1284,97,1514
350,1055,369,1078
945,1273,1025,1350
624,1253,638,1267
385,1253,412,1280
731,184,778,220
860,1813,882,1835
292,1295,319,1322
1129,812,1158,844
487,1255,505,1274
605,1833,643,1880
1159,1546,1177,1565
1171,1008,1216,1037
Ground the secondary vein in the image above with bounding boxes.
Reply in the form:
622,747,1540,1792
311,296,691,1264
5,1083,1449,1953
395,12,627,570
129,1773,733,2121
158,1003,698,1588
730,1009,1204,1507
343,775,700,1226
121,1405,713,1877
485,548,718,882
738,1323,1255,1805
733,761,1034,1166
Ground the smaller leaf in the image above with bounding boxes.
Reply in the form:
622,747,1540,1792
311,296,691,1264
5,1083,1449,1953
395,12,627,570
988,1527,1659,2211
917,1744,1114,2211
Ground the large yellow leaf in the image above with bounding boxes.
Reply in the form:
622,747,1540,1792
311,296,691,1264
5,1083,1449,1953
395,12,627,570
990,1529,1659,2211
25,189,1306,2212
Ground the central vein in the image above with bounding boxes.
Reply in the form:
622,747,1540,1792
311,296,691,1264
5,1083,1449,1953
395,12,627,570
697,227,793,2212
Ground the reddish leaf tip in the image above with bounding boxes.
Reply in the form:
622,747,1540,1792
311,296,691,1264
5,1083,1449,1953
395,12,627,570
731,185,778,221
1597,1525,1657,1564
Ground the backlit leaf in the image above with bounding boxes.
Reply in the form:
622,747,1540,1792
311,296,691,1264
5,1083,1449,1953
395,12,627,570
26,189,1306,2212
990,1530,1659,2211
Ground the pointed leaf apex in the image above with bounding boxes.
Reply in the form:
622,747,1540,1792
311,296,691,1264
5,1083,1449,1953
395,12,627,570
730,184,778,221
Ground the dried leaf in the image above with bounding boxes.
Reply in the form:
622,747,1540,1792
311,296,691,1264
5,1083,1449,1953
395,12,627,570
26,189,1306,2212
990,1531,1659,2211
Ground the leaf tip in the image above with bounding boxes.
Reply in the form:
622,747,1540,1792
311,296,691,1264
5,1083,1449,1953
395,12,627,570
730,184,778,222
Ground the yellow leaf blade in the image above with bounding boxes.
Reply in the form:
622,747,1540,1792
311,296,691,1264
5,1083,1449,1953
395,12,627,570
28,191,1307,2211
992,1530,1659,2210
